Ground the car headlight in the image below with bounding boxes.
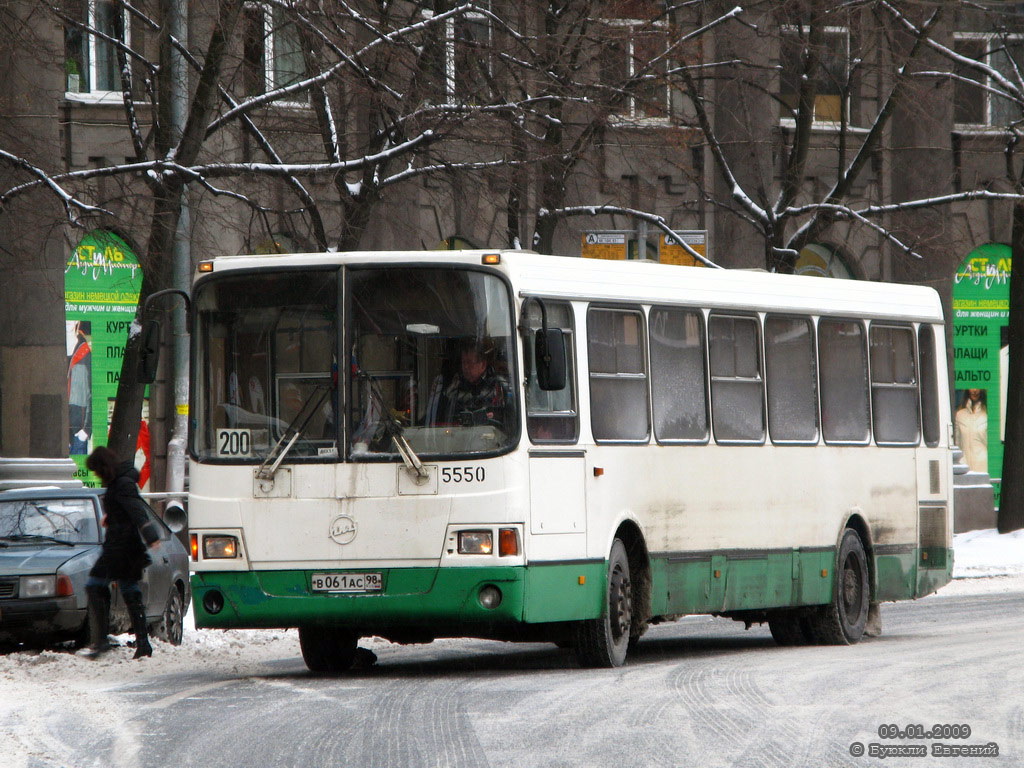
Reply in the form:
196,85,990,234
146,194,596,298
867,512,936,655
19,575,73,598
20,575,56,598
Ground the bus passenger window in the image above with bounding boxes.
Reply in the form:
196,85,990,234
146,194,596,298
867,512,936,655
709,314,764,443
870,325,920,445
650,308,707,441
818,318,870,443
919,324,940,447
588,307,649,441
765,315,818,443
524,301,578,443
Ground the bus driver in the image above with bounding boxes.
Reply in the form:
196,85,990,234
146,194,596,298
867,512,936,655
428,339,510,429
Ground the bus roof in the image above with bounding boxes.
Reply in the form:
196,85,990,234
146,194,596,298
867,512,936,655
201,250,944,323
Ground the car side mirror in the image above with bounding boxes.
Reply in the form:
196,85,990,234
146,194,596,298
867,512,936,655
138,320,161,384
535,328,567,391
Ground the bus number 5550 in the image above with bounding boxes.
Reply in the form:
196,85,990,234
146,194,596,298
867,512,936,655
441,466,485,483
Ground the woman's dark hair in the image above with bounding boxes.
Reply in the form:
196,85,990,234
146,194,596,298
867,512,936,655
85,446,120,485
957,389,988,411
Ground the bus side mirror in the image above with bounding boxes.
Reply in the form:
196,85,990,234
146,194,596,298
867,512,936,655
163,501,188,534
138,320,161,384
535,328,567,391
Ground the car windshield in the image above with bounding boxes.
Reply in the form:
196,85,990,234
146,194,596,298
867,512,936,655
0,498,99,544
348,267,518,458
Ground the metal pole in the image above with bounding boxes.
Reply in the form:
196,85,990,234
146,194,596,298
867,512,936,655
166,0,190,498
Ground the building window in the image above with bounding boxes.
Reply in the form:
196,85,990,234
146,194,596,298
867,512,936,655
423,2,492,104
793,243,855,279
243,3,308,101
64,0,128,95
779,26,850,122
953,35,1024,127
598,17,671,120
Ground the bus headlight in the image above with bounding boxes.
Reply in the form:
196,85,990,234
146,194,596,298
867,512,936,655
458,530,493,555
203,535,240,559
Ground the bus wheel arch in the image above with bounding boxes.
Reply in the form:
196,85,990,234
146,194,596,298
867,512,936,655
842,514,876,599
613,520,652,648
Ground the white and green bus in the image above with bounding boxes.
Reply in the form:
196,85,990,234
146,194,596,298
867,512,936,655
184,250,952,670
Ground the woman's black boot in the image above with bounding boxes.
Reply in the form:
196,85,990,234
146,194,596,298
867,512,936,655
124,591,153,659
79,585,113,659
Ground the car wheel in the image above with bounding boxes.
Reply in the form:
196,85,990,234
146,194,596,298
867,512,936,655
155,586,185,645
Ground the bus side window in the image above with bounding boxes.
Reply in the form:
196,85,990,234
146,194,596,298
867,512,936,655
919,324,940,447
818,318,870,444
870,324,920,445
708,313,765,443
525,301,579,443
765,314,818,443
650,307,708,442
588,307,649,442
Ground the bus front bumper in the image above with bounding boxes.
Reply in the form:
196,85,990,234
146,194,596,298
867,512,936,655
191,566,529,631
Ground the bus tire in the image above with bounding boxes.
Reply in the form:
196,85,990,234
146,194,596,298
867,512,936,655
299,626,358,673
807,528,869,645
573,539,632,668
767,611,811,646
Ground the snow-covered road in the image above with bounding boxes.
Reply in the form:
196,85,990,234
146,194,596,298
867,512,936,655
2,528,1023,768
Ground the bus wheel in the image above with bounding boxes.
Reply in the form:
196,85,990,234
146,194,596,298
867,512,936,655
767,611,811,646
299,627,358,673
808,529,869,644
574,539,632,667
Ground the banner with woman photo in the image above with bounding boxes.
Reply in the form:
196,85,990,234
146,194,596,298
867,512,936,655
64,231,150,489
952,243,1011,506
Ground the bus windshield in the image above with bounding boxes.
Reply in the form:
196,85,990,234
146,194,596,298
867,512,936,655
191,265,518,463
192,269,339,462
348,267,518,458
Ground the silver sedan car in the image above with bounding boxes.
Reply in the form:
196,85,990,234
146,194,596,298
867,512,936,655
0,487,191,649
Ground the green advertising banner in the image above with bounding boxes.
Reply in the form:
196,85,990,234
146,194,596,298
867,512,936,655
952,242,1010,507
64,231,149,489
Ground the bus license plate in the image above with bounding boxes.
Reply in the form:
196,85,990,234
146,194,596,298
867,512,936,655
311,572,383,593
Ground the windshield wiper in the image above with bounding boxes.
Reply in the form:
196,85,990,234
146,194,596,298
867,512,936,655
356,368,429,483
256,383,332,480
2,534,75,547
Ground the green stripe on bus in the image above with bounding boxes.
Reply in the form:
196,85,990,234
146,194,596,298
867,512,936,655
192,566,533,630
648,547,953,614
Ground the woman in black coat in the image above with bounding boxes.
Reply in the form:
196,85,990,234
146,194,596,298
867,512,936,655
80,446,161,659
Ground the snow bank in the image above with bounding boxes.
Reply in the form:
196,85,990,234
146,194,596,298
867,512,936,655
951,527,1024,579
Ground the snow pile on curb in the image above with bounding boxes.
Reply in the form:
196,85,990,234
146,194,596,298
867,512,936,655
951,527,1024,578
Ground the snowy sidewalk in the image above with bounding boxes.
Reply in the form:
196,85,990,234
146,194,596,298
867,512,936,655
939,527,1024,597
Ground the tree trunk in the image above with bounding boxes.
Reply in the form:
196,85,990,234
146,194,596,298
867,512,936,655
106,190,182,461
998,200,1024,532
